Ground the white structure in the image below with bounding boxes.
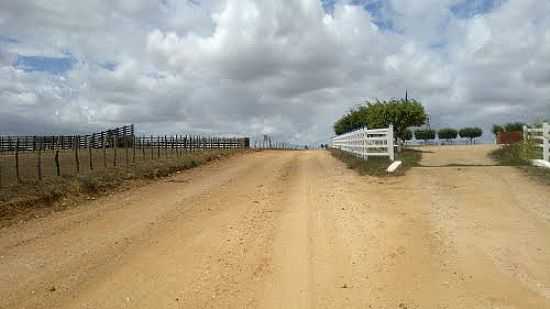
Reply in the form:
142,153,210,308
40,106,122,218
331,125,395,161
524,122,549,163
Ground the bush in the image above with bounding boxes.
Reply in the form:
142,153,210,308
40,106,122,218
490,142,538,166
415,129,436,143
492,125,504,136
504,122,526,133
404,129,413,141
459,127,483,144
437,128,458,142
492,122,525,136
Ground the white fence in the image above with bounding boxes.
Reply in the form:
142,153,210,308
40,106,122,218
524,122,549,162
331,125,395,161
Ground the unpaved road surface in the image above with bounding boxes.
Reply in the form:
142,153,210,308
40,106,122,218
418,144,500,166
1,148,550,308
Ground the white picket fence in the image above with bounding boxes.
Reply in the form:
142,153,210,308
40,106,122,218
524,122,549,162
331,125,395,161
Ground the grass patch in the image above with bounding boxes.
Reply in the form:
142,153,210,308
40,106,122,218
329,148,422,177
489,143,534,166
0,150,244,227
490,143,550,185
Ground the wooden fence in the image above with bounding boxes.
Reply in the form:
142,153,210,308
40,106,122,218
0,132,250,187
0,125,135,153
331,125,395,161
524,123,550,162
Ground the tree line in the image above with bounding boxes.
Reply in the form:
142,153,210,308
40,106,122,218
408,127,483,144
333,99,484,144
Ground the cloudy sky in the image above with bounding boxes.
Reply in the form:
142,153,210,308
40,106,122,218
0,0,549,143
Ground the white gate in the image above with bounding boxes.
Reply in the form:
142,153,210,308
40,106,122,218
524,122,549,162
331,125,395,161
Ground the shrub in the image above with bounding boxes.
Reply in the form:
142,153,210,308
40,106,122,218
415,129,436,143
437,128,458,142
459,127,483,144
504,122,526,132
403,129,413,141
492,125,504,136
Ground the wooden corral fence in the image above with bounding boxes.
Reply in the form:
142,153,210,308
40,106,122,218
0,125,135,153
524,122,550,162
331,125,395,161
0,125,250,187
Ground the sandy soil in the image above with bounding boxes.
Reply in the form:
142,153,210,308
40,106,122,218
1,148,550,308
418,144,500,166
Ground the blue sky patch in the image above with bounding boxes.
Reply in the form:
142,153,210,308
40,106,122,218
451,0,505,18
321,0,395,31
14,54,77,75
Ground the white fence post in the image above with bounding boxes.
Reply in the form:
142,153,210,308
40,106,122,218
543,122,549,162
388,124,395,161
363,126,368,161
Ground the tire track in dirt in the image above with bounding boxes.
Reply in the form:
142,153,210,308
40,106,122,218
0,152,298,308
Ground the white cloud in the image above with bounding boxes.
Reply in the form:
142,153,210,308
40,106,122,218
0,0,549,141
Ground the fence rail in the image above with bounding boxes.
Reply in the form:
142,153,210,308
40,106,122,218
0,127,250,187
0,125,135,153
523,122,550,162
524,123,549,162
331,125,395,161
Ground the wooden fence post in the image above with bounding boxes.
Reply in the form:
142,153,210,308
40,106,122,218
175,135,179,158
141,136,146,160
150,135,154,160
15,138,21,183
74,136,80,174
88,135,94,171
54,136,61,176
132,135,136,164
113,136,118,167
157,136,161,160
125,135,129,168
37,137,43,181
164,136,168,158
103,134,107,169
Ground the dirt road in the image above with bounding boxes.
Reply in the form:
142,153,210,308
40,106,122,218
1,148,550,308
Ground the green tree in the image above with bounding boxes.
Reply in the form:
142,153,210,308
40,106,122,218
492,125,504,136
403,129,413,141
333,99,427,140
333,106,369,135
504,122,525,132
415,129,436,143
363,99,427,142
459,127,483,144
438,128,458,143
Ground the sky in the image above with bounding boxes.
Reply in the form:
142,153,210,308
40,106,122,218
0,0,549,144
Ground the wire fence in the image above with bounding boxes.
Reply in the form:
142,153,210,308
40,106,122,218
0,134,250,187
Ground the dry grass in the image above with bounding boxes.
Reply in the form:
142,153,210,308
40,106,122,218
0,150,245,227
490,143,550,185
329,148,422,177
